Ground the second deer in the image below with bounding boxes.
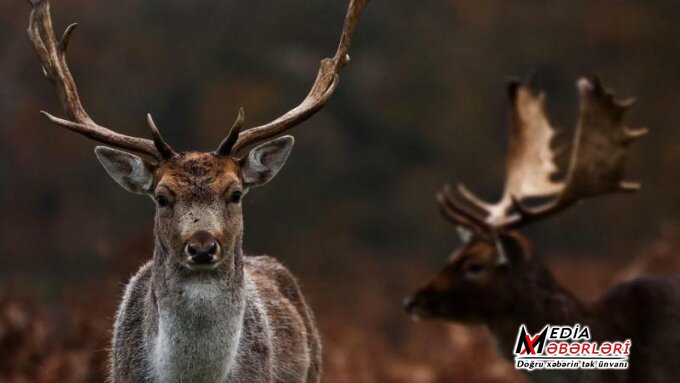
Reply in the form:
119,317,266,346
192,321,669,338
405,78,680,382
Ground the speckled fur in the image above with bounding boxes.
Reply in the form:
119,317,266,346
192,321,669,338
107,151,321,383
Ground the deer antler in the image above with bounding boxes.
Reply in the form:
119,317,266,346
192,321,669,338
500,77,648,228
27,0,175,161
457,80,565,224
437,185,490,238
440,77,646,234
215,0,371,156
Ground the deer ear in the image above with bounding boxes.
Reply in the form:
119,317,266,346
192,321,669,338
94,146,155,194
240,136,294,188
456,227,473,243
499,232,532,265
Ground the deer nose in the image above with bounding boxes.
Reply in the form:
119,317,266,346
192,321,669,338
403,296,417,313
184,231,221,265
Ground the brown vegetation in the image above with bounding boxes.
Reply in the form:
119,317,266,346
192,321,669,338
2,0,679,381
2,226,678,382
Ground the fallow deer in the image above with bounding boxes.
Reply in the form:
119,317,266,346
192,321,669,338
26,0,370,381
404,78,680,382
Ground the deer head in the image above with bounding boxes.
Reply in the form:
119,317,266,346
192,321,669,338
404,78,647,321
27,0,369,272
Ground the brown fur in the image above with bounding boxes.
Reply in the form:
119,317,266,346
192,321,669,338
104,146,321,382
154,153,240,197
407,232,680,383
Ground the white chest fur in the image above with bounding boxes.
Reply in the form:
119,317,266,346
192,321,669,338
151,279,245,383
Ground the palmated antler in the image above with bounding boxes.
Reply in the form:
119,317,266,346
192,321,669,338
457,80,564,225
438,77,646,237
215,0,371,157
500,77,647,228
27,0,175,161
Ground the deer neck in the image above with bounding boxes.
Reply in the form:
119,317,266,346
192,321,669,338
489,259,592,358
148,233,247,382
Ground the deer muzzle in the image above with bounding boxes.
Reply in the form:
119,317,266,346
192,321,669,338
183,230,222,269
403,289,438,320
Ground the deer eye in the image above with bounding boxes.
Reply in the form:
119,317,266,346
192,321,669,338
156,194,170,207
464,262,485,276
228,190,243,204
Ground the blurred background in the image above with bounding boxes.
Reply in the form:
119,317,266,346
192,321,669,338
1,0,679,381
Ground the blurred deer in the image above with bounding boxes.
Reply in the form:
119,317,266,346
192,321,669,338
405,78,680,382
26,0,369,381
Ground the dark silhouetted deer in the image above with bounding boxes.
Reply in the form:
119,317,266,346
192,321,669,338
26,0,370,381
405,78,680,382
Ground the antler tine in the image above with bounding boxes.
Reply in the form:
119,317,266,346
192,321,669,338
501,76,647,229
27,0,173,161
215,108,245,156
441,185,490,227
224,0,371,155
457,183,497,216
146,114,178,159
436,188,487,237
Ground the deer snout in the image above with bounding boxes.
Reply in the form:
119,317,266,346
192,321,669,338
184,231,221,266
403,290,435,320
403,296,417,313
